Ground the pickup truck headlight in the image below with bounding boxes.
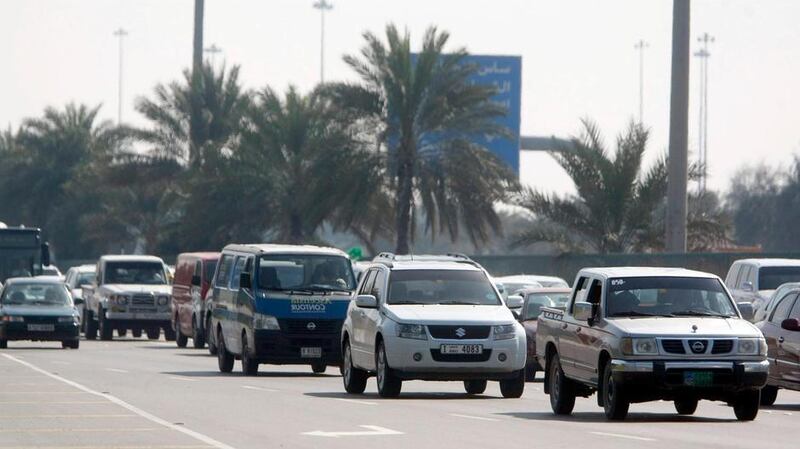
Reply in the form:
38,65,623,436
622,337,658,355
397,324,428,340
157,295,170,306
253,313,280,330
493,324,517,340
1,315,24,322
58,316,77,323
110,295,129,305
737,338,766,355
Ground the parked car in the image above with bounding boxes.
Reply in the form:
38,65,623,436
211,244,357,375
753,282,800,323
495,274,569,289
40,264,64,281
515,287,573,381
537,267,768,421
756,285,800,405
64,264,96,323
83,255,173,341
0,277,80,348
171,252,219,349
341,253,526,398
724,259,800,311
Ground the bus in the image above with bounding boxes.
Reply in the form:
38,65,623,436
0,224,51,284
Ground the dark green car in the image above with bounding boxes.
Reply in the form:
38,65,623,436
0,278,80,349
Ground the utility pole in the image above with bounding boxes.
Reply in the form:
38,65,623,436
190,0,204,168
634,40,649,124
204,44,222,66
312,0,333,83
113,28,129,125
694,33,714,193
666,0,691,253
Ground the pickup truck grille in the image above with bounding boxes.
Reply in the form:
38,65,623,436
131,294,155,306
660,338,735,355
661,339,685,354
711,339,734,354
428,325,491,340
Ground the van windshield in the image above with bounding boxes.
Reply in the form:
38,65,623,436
606,277,737,318
387,269,501,305
257,255,355,292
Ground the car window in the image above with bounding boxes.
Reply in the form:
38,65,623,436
758,267,800,291
204,260,218,283
194,261,202,278
386,269,501,306
725,264,740,288
360,270,377,295
229,256,246,290
105,262,166,285
771,293,798,323
215,255,234,288
737,265,751,289
571,277,590,313
790,296,800,319
607,276,737,318
371,270,386,302
524,294,560,320
257,255,355,292
1,283,72,306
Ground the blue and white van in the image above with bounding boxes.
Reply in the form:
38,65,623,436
209,244,356,375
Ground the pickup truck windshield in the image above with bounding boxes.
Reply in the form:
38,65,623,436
607,277,737,318
387,270,501,305
105,262,167,285
758,266,800,291
1,283,72,306
257,255,355,292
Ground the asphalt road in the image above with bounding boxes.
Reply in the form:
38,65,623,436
0,338,798,449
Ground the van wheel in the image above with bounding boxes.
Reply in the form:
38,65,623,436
674,397,699,415
602,361,629,420
192,317,205,349
375,341,401,398
500,369,525,398
217,328,234,373
761,385,778,406
733,390,760,421
98,311,113,341
241,335,258,376
464,380,487,395
311,362,326,374
84,310,97,340
548,354,575,415
342,341,367,394
206,316,217,355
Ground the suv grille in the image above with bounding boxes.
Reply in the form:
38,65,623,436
131,294,155,306
428,325,491,340
711,339,734,354
430,349,492,362
662,339,685,354
280,319,341,334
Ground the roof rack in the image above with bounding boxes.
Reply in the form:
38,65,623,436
371,252,481,268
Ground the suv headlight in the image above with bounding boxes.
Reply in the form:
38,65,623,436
110,295,128,305
254,314,280,330
621,337,658,355
397,324,427,340
493,324,517,340
2,315,24,322
157,295,170,306
58,316,77,323
737,338,766,355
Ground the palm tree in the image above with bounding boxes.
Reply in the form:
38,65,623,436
328,24,518,254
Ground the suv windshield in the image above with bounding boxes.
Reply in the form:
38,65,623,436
76,272,94,286
759,267,800,291
607,276,737,318
257,255,356,292
387,269,501,305
105,262,167,285
2,283,72,306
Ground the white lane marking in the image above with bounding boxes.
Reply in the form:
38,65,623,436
0,427,159,434
0,391,88,395
334,398,378,406
2,353,236,449
590,432,656,442
784,412,793,416
0,446,212,449
0,401,108,404
242,385,278,392
303,425,403,438
105,368,129,373
0,414,137,419
449,413,498,422
169,376,197,382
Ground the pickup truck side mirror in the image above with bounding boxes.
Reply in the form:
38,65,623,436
742,281,754,293
239,273,252,290
355,294,377,309
737,302,754,321
506,295,524,309
573,301,594,322
191,275,201,286
781,318,800,331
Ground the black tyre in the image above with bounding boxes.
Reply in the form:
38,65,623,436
548,354,576,415
241,335,258,376
342,341,368,394
760,385,778,406
464,379,488,395
525,363,537,382
192,317,205,349
131,327,142,338
0,339,6,349
500,369,526,398
163,325,176,342
117,328,127,337
62,339,79,349
84,310,97,340
674,397,699,415
206,315,217,355
375,341,401,398
733,390,760,421
98,310,113,341
217,328,234,373
311,362,326,374
602,362,629,420
146,327,160,340
175,325,188,348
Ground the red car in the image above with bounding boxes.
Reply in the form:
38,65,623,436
756,286,800,405
516,287,572,381
171,252,220,349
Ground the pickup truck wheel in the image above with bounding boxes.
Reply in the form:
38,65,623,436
674,397,699,415
84,310,97,340
131,328,142,338
146,327,160,340
216,329,234,373
500,369,525,398
175,325,188,348
342,341,368,394
760,385,778,406
206,315,217,355
375,341,401,398
98,311,113,341
733,390,760,421
525,363,537,382
602,362,629,420
241,336,259,376
464,379,488,395
192,317,205,349
548,354,575,415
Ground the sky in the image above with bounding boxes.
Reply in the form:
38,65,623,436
1,0,798,195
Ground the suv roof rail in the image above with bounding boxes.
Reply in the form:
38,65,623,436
374,252,396,261
445,252,471,260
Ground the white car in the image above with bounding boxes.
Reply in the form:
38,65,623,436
495,274,569,290
753,282,800,323
340,253,527,398
724,259,800,309
64,264,96,324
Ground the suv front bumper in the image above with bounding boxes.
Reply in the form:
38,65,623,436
611,359,768,394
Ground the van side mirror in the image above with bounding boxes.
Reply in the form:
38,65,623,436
506,295,524,309
737,302,754,321
41,243,50,268
356,294,377,309
742,282,754,292
191,275,201,286
239,273,252,290
573,301,594,322
781,318,800,331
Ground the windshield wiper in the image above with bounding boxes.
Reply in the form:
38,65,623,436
670,310,731,318
438,301,483,305
388,300,425,305
303,285,352,294
263,287,315,295
611,311,662,317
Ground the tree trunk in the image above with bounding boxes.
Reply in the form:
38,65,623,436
394,136,415,255
189,0,204,167
289,213,304,245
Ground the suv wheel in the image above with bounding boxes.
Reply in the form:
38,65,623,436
602,361,629,420
163,324,176,341
500,369,525,398
192,316,205,349
733,390,760,421
375,341,401,398
216,328,234,373
241,335,258,376
464,379,487,395
98,310,113,341
84,310,97,340
175,322,188,348
342,341,368,394
760,385,778,406
146,327,160,340
131,327,142,338
674,396,699,415
548,353,575,415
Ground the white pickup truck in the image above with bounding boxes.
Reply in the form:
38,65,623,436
83,255,174,341
536,267,769,421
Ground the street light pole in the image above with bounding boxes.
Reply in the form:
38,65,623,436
634,39,649,124
312,0,333,83
113,28,129,125
694,33,714,193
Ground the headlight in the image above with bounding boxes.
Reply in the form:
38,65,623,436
493,324,517,340
397,324,427,340
254,314,280,330
157,295,170,306
1,315,24,322
737,338,766,355
622,337,658,355
58,316,76,323
110,295,128,305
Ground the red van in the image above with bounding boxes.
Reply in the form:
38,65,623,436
171,252,220,348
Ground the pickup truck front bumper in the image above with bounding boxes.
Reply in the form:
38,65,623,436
611,359,768,396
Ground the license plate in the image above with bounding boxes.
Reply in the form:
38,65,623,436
27,324,54,332
301,347,322,358
440,344,483,355
683,371,713,387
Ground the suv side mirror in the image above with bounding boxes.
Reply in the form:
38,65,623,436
742,281,754,292
737,302,754,321
239,273,252,290
506,295,524,309
191,275,201,286
781,318,800,331
356,294,377,309
573,301,594,322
